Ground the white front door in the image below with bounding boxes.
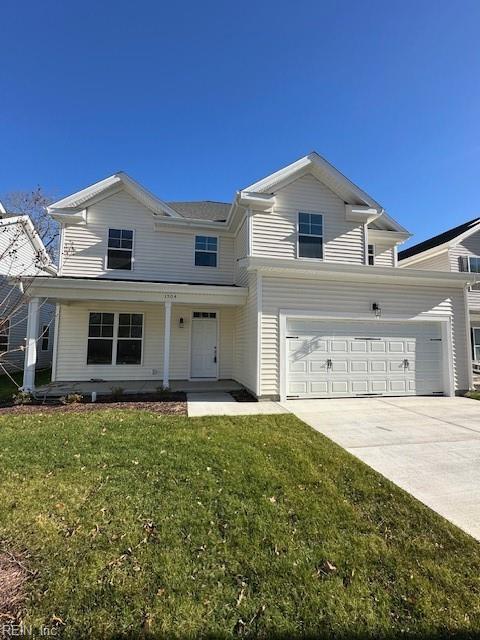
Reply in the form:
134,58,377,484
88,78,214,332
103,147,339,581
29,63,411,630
191,312,218,378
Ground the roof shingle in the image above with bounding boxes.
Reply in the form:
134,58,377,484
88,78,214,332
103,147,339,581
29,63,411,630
167,201,231,221
398,217,480,261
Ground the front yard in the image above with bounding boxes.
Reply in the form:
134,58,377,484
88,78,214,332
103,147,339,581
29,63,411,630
1,411,480,638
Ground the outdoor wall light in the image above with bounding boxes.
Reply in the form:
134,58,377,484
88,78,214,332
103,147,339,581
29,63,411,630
179,317,185,329
372,302,382,318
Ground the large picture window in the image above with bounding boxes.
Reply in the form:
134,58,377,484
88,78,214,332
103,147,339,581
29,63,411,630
195,236,218,267
298,213,323,259
107,229,134,270
0,318,9,352
87,312,143,365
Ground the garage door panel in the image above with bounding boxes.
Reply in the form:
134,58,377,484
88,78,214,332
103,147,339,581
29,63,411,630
286,320,444,399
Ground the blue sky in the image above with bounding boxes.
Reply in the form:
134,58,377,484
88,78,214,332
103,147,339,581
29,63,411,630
1,0,479,247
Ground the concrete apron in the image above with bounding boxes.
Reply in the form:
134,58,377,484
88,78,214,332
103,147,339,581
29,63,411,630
187,392,287,417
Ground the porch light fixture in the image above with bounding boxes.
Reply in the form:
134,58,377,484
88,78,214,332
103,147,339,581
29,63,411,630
372,303,382,318
179,317,185,329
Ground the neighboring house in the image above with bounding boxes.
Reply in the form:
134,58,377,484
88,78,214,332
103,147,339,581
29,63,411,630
0,213,57,374
20,153,475,399
398,218,480,369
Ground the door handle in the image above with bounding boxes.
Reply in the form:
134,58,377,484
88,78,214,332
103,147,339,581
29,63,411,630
214,346,217,363
326,358,332,370
403,359,409,370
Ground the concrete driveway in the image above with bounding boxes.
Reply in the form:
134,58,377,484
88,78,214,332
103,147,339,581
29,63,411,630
281,396,480,540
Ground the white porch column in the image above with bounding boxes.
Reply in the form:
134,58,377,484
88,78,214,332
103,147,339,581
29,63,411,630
163,301,172,389
22,297,40,392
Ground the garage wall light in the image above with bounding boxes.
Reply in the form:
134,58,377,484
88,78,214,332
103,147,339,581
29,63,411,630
372,303,382,318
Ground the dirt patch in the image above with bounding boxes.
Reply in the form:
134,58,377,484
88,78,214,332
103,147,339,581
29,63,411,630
0,393,187,416
230,389,257,403
0,551,30,624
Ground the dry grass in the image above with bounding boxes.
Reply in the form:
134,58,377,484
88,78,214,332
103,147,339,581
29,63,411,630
0,550,30,623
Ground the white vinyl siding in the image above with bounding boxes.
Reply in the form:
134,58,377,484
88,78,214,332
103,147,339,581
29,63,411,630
60,191,235,284
373,245,395,267
402,252,451,272
234,216,249,286
251,174,364,264
233,273,258,392
53,301,234,382
260,276,469,398
449,233,480,312
0,280,54,372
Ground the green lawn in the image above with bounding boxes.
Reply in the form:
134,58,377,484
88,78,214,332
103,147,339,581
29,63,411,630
467,391,480,401
0,368,51,403
1,412,480,639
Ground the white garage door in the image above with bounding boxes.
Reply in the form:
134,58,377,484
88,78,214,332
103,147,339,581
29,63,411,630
286,319,444,398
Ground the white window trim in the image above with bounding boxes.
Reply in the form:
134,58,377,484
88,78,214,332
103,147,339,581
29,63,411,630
40,324,50,351
194,235,219,268
368,244,375,266
0,317,10,353
468,256,480,273
86,311,144,366
473,326,480,361
105,229,135,272
296,212,324,261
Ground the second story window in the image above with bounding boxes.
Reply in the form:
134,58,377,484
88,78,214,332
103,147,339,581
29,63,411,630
195,236,218,267
298,213,323,259
107,229,134,270
469,256,480,273
368,244,375,266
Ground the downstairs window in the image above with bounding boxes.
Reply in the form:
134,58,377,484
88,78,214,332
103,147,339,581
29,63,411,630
87,312,144,365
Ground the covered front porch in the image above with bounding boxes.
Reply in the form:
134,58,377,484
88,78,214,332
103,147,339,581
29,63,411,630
21,276,248,394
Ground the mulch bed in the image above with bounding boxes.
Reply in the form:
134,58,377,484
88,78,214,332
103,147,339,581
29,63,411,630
230,389,257,403
0,392,187,416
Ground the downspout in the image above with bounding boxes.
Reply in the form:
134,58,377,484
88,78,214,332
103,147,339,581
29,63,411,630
363,224,368,265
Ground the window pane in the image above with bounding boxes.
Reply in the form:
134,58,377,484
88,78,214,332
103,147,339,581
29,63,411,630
116,340,142,364
107,249,132,270
131,326,142,338
470,257,480,273
311,223,323,236
122,230,133,240
298,222,310,234
195,236,207,250
132,314,143,325
299,235,323,259
90,313,102,324
87,339,113,364
109,229,121,239
89,324,101,337
298,213,310,225
118,325,130,338
118,313,130,326
109,238,121,248
121,238,133,249
206,237,217,251
195,251,217,267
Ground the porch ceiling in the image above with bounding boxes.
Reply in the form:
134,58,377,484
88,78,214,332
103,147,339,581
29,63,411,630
19,276,248,306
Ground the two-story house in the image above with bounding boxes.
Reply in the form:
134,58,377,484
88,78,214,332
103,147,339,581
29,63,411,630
398,218,480,370
20,152,475,399
0,213,56,373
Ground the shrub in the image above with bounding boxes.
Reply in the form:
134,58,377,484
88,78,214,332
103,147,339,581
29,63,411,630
110,387,125,401
11,391,33,405
60,393,83,405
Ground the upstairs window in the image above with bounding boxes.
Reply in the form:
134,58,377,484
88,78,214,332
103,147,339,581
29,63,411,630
41,324,50,351
0,318,9,352
368,244,375,266
298,213,323,259
469,256,480,273
107,229,134,270
195,236,218,267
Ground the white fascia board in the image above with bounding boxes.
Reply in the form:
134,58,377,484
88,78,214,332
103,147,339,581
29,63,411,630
23,276,248,305
237,191,276,210
368,229,411,246
345,205,381,224
241,256,477,288
48,172,183,219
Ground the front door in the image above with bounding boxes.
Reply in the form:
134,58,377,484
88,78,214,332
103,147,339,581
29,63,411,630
191,312,217,378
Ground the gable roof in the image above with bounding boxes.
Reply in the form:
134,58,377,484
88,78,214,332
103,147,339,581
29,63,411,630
167,201,231,221
398,217,480,262
0,215,56,275
48,172,182,218
243,151,409,234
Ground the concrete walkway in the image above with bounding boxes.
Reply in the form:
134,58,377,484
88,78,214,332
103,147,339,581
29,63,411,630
187,392,287,417
282,396,480,541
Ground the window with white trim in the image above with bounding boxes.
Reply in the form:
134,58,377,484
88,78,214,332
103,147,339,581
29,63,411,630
87,312,143,365
298,213,323,259
0,318,9,352
107,229,134,270
468,256,480,273
368,244,375,266
41,324,50,351
473,327,480,362
195,236,218,267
